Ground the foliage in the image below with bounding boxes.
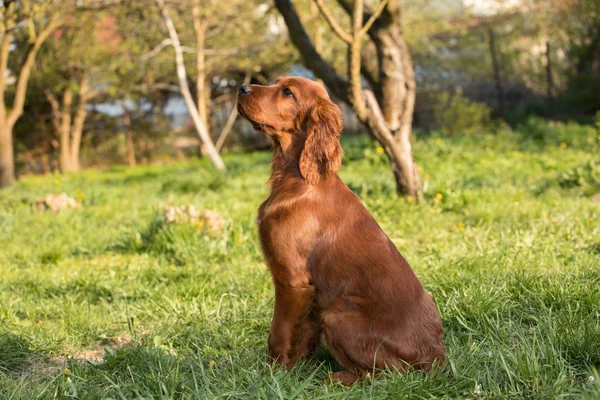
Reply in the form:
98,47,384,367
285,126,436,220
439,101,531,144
1,123,599,398
559,160,600,195
515,116,599,150
431,88,492,136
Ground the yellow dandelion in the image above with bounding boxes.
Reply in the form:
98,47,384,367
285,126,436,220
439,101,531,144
193,221,204,227
574,216,580,221
37,320,43,326
406,195,415,202
376,146,384,154
560,142,567,149
209,360,217,368
434,138,442,144
425,173,431,179
481,158,487,164
64,368,71,376
434,193,443,201
457,222,465,228
429,207,435,213
418,166,424,173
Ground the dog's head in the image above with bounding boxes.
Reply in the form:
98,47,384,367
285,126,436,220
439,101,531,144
237,76,343,184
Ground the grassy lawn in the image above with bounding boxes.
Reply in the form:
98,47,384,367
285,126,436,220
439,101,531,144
1,124,599,399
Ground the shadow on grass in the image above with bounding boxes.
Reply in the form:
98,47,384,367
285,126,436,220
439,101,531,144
0,333,36,374
34,343,338,399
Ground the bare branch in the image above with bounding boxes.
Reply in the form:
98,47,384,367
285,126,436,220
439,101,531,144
8,17,62,128
0,31,12,118
274,0,349,102
141,38,257,61
360,41,380,93
359,0,388,37
133,83,181,93
0,1,16,117
75,0,124,10
215,73,251,152
312,0,352,44
364,89,393,142
335,0,387,42
44,90,61,134
140,38,173,61
349,0,367,120
155,0,225,170
70,73,90,164
21,0,37,43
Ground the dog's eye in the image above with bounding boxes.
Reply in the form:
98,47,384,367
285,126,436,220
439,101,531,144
282,88,294,97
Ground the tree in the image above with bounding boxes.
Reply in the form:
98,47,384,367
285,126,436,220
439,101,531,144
154,0,225,170
143,0,292,154
275,0,421,196
0,0,62,187
40,11,129,172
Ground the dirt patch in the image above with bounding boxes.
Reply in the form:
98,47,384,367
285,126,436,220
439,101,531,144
23,335,132,378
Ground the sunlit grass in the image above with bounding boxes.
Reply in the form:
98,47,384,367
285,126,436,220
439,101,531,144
1,125,599,398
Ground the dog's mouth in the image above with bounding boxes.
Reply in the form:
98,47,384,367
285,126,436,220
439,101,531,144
237,103,273,132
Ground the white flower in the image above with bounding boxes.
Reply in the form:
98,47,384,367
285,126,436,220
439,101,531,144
474,383,482,395
590,376,596,383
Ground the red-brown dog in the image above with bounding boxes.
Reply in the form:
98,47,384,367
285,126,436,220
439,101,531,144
237,76,446,384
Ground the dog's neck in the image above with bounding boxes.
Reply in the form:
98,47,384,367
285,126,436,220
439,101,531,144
268,132,306,192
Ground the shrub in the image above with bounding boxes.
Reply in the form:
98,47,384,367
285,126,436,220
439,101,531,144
516,116,599,151
431,88,492,136
559,160,600,195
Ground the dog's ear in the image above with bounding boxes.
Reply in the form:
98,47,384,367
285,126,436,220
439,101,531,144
299,98,343,185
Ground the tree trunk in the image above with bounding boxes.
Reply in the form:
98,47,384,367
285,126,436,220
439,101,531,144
364,90,420,196
275,0,421,197
343,0,420,197
69,74,90,172
310,1,325,86
545,40,554,101
193,0,211,156
58,85,74,173
215,101,240,153
378,24,420,196
0,6,14,187
155,0,225,170
193,2,209,131
215,73,251,152
488,27,505,118
0,6,60,187
0,123,14,187
122,98,137,167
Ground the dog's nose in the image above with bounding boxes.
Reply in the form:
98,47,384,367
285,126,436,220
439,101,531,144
238,85,252,96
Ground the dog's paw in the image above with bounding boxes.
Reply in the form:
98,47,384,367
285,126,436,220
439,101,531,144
325,371,360,386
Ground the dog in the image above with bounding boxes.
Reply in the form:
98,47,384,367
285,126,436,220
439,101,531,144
237,76,446,384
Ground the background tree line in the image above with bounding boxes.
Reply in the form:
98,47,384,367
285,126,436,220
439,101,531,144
1,0,598,194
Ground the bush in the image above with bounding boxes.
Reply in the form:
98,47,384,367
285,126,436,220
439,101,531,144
516,116,599,151
341,135,389,166
431,88,492,136
559,160,600,195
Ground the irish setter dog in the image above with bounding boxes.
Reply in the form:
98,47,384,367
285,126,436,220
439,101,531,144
237,76,446,384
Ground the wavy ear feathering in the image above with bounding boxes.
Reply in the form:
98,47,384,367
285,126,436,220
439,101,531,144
299,98,343,185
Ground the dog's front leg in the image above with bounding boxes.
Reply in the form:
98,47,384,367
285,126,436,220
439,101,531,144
267,280,315,368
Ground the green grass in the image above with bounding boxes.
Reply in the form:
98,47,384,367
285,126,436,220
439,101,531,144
1,124,600,399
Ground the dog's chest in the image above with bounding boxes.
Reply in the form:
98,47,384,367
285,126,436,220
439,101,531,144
256,199,282,253
256,195,320,261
